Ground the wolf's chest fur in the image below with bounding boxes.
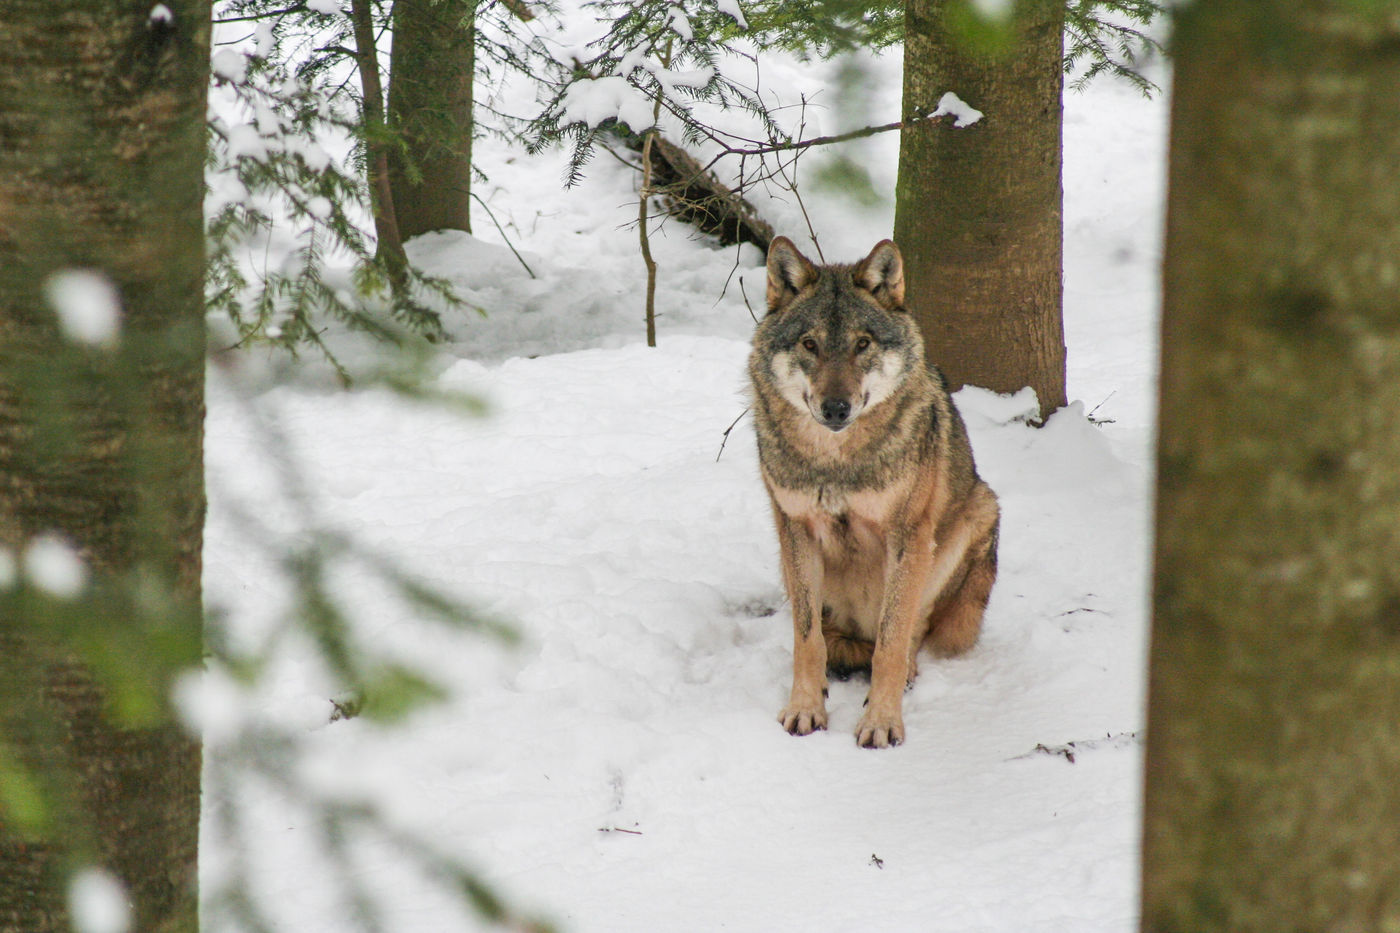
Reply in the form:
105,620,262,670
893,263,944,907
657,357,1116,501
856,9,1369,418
767,480,900,555
766,478,901,643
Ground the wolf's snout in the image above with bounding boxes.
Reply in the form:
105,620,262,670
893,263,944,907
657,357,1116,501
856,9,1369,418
820,398,852,428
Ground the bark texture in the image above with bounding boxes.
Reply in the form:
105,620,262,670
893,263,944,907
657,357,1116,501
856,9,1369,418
894,0,1066,420
351,0,410,283
0,1,208,930
387,0,476,238
1142,3,1400,930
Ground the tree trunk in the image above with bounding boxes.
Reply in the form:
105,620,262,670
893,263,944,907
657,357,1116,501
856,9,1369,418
351,0,410,287
894,0,1066,421
1142,2,1400,930
386,0,475,238
0,1,208,930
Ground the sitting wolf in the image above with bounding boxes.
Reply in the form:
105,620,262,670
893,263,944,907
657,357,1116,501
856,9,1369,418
749,236,1001,748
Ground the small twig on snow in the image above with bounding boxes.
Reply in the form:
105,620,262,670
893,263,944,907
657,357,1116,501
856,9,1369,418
716,407,750,462
471,193,537,279
1008,731,1142,765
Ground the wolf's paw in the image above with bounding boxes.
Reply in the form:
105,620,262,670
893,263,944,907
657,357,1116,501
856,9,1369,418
854,709,904,749
778,702,828,736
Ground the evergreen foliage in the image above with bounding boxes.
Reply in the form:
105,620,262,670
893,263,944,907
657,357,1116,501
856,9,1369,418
1064,0,1163,95
208,1,466,372
741,0,1164,94
210,0,1164,364
524,0,782,187
737,0,902,54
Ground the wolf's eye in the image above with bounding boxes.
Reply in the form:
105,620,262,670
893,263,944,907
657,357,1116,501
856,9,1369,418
854,336,872,352
801,337,819,354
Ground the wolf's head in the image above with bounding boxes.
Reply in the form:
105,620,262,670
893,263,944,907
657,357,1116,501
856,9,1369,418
754,237,925,433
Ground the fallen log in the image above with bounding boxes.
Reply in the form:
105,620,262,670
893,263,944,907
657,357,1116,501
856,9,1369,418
630,134,775,254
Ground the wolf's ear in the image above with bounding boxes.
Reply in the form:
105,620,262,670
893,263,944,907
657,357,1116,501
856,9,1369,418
854,239,905,310
766,236,817,314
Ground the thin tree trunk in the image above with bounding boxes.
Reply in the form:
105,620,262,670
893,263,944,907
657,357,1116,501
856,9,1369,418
636,38,671,349
894,0,1066,421
1142,2,1400,929
387,0,475,238
351,0,409,288
639,127,659,348
0,1,208,929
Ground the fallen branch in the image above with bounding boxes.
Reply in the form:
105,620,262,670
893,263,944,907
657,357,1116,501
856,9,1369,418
639,135,775,253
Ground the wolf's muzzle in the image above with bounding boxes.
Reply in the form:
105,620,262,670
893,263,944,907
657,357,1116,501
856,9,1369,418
820,398,852,431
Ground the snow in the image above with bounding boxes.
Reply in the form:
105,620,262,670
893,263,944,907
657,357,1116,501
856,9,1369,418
67,867,131,933
210,49,249,84
24,533,87,598
224,123,268,161
559,76,658,133
200,15,1170,932
667,8,693,42
252,21,275,58
715,0,748,30
173,667,249,747
44,269,121,348
932,90,984,128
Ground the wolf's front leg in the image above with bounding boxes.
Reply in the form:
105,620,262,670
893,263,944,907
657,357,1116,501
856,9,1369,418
855,639,910,748
773,510,828,735
856,528,935,748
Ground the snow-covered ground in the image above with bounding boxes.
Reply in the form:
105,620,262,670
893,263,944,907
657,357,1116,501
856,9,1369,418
200,26,1169,933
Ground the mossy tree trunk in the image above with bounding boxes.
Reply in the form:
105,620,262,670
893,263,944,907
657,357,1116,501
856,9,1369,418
387,0,475,239
894,0,1066,421
0,1,209,929
1142,2,1400,929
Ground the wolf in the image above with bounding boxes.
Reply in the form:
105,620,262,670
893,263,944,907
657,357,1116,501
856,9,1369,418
748,236,1001,748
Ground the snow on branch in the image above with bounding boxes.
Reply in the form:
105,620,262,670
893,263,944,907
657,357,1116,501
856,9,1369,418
931,91,983,128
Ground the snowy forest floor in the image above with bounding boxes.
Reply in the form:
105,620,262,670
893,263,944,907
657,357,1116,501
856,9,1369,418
201,38,1170,933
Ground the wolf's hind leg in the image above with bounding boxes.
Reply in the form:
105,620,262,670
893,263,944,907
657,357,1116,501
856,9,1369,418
924,513,999,658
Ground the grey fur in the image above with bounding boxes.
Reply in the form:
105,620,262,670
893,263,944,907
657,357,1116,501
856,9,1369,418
749,236,1001,748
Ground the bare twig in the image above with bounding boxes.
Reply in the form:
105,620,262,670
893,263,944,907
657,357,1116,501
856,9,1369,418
771,99,824,262
716,407,750,462
700,117,908,175
1087,390,1118,425
470,193,536,279
214,1,308,24
739,274,759,323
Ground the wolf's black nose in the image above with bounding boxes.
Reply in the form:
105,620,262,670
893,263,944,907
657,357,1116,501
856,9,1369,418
821,398,851,424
